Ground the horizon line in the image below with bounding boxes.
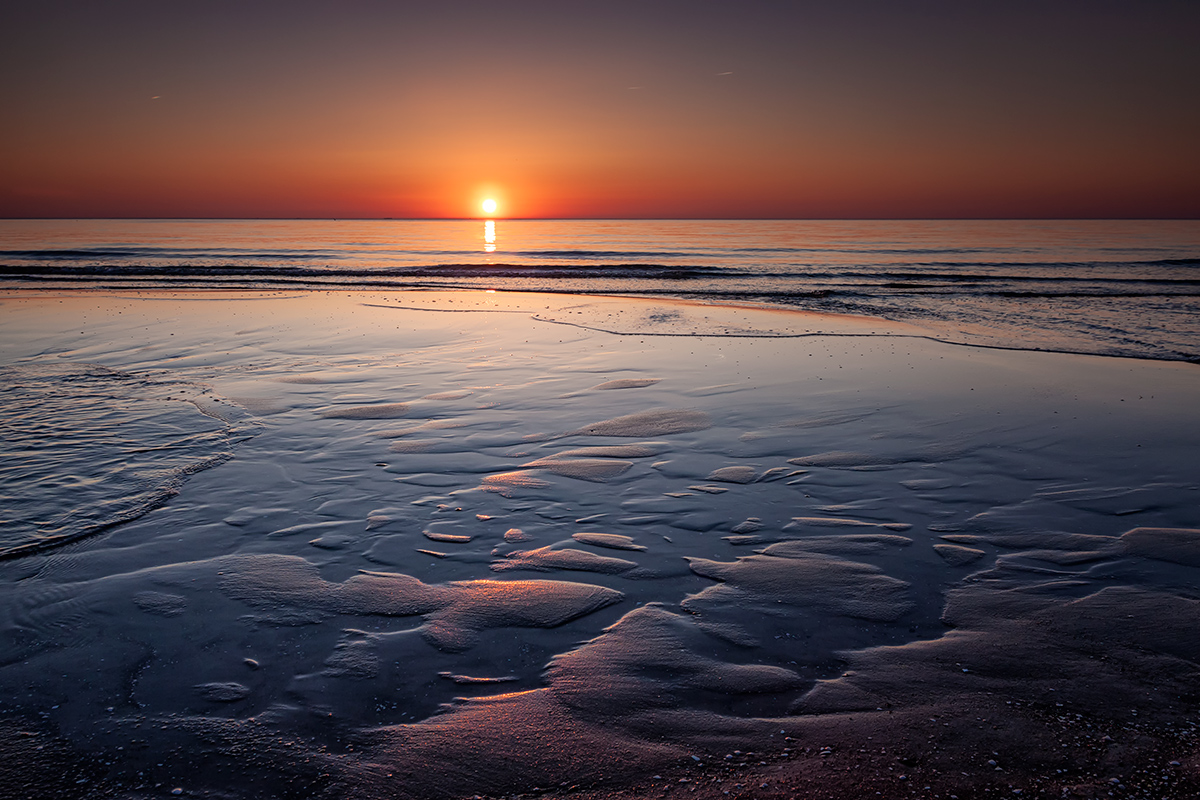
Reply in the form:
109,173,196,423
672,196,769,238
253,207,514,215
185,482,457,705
3,216,1199,222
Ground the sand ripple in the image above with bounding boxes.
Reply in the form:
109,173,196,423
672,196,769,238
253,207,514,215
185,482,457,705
571,532,646,551
219,554,624,652
683,553,913,622
573,409,711,437
491,546,639,575
320,402,410,419
518,457,634,482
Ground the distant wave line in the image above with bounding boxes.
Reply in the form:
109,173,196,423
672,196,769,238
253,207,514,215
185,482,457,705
3,260,1198,279
3,247,1196,269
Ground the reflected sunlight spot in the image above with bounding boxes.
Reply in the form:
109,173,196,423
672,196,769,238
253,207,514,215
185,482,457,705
484,219,496,253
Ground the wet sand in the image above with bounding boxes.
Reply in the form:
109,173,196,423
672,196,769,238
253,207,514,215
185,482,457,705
0,289,1198,799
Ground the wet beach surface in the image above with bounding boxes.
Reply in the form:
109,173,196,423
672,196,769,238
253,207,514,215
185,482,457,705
1,290,1198,799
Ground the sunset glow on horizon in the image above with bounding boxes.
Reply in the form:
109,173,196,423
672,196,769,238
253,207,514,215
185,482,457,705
1,2,1197,219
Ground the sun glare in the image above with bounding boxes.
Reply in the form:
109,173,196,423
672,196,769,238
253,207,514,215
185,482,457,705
481,198,498,215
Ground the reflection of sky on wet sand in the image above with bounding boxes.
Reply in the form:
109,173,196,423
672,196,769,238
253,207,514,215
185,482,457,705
1,291,1199,797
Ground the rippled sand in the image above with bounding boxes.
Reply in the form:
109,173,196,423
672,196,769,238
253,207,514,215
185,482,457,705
1,290,1198,799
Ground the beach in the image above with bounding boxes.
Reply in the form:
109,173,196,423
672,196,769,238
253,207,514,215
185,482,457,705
1,287,1198,798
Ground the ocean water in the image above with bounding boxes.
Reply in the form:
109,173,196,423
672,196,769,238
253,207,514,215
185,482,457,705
2,218,1198,361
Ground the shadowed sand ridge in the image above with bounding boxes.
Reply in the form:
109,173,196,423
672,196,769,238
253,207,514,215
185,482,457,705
220,553,625,651
320,402,411,419
572,408,712,437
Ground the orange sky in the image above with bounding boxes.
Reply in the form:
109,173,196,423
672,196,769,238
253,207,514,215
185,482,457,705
1,1,1197,219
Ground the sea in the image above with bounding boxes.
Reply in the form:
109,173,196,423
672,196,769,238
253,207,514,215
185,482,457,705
3,219,1200,796
2,218,1198,361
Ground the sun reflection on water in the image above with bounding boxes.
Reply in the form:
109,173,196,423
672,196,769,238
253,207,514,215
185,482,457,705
484,219,496,253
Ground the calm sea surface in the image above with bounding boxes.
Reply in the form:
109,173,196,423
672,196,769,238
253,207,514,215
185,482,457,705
2,218,1198,361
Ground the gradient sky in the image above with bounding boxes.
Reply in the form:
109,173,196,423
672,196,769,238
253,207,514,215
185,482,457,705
2,0,1197,219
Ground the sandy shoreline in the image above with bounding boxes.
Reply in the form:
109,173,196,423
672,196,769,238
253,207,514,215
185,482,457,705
1,289,1198,799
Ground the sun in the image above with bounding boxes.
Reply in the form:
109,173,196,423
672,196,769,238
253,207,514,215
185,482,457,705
481,198,498,215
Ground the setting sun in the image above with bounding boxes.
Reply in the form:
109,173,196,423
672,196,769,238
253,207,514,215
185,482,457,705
481,198,498,215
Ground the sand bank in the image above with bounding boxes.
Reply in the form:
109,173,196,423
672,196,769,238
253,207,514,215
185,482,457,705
1,289,1198,799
